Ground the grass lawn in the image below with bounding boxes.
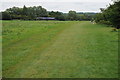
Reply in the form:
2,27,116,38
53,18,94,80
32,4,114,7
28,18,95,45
2,21,118,78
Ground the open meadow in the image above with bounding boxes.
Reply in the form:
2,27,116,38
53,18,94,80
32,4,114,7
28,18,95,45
2,21,118,78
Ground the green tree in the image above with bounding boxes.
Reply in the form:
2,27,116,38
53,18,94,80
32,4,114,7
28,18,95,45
2,11,12,20
68,10,77,20
95,0,120,28
105,1,120,28
23,5,28,16
49,11,65,20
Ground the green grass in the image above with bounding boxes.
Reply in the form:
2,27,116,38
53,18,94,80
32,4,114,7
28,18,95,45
2,21,118,78
0,20,2,78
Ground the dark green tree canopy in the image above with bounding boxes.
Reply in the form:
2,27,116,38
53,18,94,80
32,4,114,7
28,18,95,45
95,0,120,28
1,5,95,21
68,10,77,20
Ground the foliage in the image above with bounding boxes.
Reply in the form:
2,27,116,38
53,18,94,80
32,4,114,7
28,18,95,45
95,1,120,28
98,20,112,25
1,6,96,21
49,11,66,20
2,11,12,20
2,6,48,20
68,10,77,20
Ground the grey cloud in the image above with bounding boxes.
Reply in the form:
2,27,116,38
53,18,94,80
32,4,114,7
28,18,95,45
1,2,110,12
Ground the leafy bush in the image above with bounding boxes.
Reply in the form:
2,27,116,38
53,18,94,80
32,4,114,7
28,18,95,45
98,20,112,25
95,1,120,29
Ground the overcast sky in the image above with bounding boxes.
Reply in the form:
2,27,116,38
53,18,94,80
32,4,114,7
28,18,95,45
0,0,112,13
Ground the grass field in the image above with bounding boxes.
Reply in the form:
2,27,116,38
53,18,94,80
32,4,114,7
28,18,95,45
2,21,118,78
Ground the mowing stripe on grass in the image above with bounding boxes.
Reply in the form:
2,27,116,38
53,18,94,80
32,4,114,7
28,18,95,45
3,21,118,78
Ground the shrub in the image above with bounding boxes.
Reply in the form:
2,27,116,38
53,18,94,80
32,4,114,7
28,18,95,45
98,20,112,25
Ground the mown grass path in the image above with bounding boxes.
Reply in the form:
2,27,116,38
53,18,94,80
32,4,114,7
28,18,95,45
3,21,118,78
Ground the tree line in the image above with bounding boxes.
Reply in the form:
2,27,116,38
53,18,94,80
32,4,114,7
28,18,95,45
1,5,95,21
95,0,120,29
